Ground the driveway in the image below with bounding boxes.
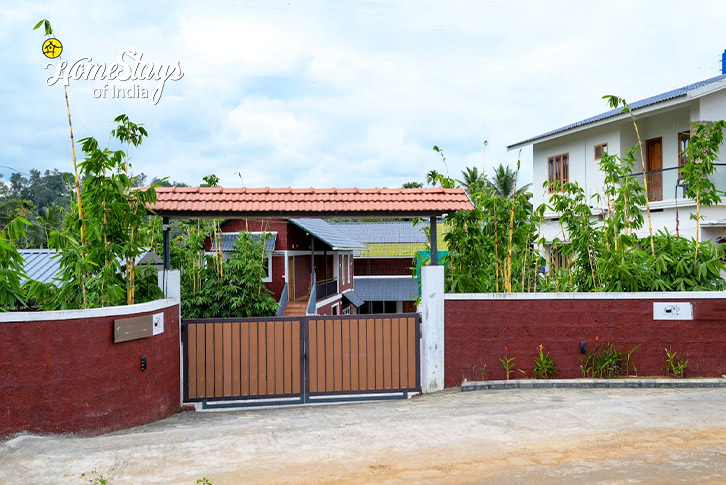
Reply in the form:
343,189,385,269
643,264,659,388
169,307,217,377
2,387,726,484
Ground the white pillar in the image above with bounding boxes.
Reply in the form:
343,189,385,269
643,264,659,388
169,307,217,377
420,265,445,393
158,269,181,299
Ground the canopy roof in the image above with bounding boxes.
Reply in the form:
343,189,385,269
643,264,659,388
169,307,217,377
147,186,473,219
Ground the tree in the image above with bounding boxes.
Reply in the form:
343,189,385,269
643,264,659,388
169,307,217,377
426,170,440,186
456,166,486,195
181,232,278,318
402,181,423,188
486,164,531,198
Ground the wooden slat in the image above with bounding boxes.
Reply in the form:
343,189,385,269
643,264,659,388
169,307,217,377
205,324,214,397
232,322,241,396
223,322,232,397
275,321,284,394
258,321,267,395
358,319,367,390
341,319,351,391
283,321,292,394
317,320,326,392
187,324,197,399
383,318,392,389
196,324,206,398
249,322,258,395
292,320,301,394
333,319,343,391
308,320,318,392
375,318,384,390
325,320,335,392
407,317,416,388
366,319,376,390
399,318,408,389
350,318,359,391
391,318,400,389
241,323,250,396
214,323,224,397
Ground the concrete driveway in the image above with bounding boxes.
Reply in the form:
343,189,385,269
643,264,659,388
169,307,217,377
2,387,726,484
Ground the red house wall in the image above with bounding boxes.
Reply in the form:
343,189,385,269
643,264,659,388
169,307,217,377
445,296,726,387
0,301,180,437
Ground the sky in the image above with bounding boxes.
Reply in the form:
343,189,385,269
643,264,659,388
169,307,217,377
2,0,726,189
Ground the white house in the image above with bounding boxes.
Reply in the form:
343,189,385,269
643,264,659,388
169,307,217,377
509,72,726,251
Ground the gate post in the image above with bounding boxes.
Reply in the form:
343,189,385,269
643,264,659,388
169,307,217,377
420,265,445,393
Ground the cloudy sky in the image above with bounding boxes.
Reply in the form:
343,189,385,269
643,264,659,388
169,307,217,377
2,0,726,189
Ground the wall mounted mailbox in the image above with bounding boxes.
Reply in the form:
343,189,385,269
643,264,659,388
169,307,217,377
653,302,693,320
114,315,153,343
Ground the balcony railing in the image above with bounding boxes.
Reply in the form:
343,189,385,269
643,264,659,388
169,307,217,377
625,164,726,202
354,265,413,276
315,277,338,301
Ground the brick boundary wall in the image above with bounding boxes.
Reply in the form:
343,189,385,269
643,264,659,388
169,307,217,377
0,299,180,437
444,293,726,387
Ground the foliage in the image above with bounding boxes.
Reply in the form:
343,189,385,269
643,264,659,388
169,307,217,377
486,164,532,198
39,115,161,309
432,147,543,293
664,347,688,378
580,339,639,378
180,232,278,318
401,181,423,188
500,345,516,380
0,216,31,310
533,344,557,379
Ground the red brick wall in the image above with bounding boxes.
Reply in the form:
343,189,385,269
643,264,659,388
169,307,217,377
0,301,180,437
445,296,726,387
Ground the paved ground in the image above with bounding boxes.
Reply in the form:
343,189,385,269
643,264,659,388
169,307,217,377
2,387,726,484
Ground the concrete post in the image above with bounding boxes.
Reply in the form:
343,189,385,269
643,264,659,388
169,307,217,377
158,269,181,299
420,265,445,393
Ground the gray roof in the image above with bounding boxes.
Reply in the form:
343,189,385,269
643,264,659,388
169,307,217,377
18,249,160,285
211,232,277,253
331,221,432,244
342,289,364,307
353,277,418,302
289,219,367,251
508,74,726,149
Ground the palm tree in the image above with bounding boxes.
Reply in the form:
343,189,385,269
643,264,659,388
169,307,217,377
487,164,531,198
426,170,440,186
456,166,486,195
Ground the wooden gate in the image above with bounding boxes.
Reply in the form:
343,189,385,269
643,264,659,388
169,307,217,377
182,314,420,408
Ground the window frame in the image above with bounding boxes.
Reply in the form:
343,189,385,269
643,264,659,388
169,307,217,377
547,152,570,193
594,143,607,160
678,131,690,180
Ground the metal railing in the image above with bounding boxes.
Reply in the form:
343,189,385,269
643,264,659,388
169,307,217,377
624,164,726,202
306,275,317,316
315,277,339,301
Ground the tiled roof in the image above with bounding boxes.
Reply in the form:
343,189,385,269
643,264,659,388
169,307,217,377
508,74,726,149
332,221,431,244
353,276,419,302
19,249,160,285
147,187,474,218
289,219,367,251
211,232,277,252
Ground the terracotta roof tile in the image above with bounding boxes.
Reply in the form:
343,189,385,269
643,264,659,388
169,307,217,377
146,186,473,218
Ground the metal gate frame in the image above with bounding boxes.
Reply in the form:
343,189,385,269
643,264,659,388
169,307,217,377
182,313,421,409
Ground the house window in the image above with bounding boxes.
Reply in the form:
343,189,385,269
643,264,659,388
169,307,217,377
594,143,607,160
678,131,690,179
262,253,272,282
547,153,569,193
548,245,568,272
342,306,351,315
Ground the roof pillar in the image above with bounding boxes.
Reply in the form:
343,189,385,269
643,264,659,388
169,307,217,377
429,216,438,266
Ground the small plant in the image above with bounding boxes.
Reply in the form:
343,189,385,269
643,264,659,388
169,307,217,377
500,345,516,380
197,478,214,485
479,363,487,380
580,338,640,378
80,468,109,485
664,347,688,378
533,344,557,379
